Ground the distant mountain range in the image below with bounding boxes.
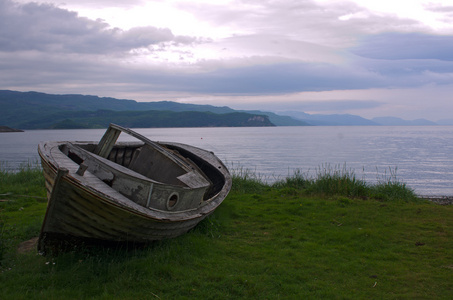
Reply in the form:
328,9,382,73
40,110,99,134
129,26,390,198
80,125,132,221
280,111,378,126
371,117,438,126
0,90,451,129
281,111,448,126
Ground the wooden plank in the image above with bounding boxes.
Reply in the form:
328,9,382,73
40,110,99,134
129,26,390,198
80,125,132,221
94,125,121,158
123,147,133,167
108,148,117,161
108,124,194,172
38,167,69,252
116,147,125,166
67,143,154,182
177,171,210,189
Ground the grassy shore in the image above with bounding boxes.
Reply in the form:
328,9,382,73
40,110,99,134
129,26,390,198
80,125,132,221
1,166,452,299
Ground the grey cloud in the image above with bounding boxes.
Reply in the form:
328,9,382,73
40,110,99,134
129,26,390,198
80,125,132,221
0,51,115,87
351,33,453,61
0,0,197,54
352,54,453,90
124,61,389,94
4,45,451,97
101,55,453,94
0,47,385,95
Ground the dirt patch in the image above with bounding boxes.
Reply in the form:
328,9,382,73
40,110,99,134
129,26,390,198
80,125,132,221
17,237,38,254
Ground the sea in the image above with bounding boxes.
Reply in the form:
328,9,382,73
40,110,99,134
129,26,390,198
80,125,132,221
1,126,452,196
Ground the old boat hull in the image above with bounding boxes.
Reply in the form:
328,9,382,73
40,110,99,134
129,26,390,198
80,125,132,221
38,127,231,253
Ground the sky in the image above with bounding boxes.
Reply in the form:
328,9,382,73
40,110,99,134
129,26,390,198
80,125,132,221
2,0,453,121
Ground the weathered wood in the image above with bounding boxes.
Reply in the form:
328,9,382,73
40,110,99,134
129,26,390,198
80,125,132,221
123,147,133,167
38,167,69,253
93,125,121,158
177,171,211,189
116,147,125,166
37,125,232,253
66,143,209,210
128,144,187,185
76,163,88,176
107,124,194,172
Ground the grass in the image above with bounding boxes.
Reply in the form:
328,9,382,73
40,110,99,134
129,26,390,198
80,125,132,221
1,165,452,299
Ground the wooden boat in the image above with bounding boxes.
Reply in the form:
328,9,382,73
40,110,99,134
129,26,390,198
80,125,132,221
37,124,232,253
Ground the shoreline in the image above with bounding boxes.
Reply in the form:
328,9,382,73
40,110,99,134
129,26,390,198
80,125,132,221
420,196,453,205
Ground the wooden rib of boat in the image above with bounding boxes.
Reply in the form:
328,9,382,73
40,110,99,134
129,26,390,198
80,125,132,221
37,124,232,254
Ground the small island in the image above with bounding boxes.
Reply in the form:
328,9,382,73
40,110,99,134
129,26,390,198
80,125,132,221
0,125,23,132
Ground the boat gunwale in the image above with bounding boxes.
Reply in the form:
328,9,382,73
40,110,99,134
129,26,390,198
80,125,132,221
38,140,231,223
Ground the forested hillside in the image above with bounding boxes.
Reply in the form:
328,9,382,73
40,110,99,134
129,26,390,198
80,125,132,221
0,90,286,129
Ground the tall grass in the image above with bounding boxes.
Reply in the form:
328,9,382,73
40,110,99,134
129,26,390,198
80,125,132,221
270,164,417,201
230,166,269,194
0,211,6,263
0,163,46,263
0,161,43,193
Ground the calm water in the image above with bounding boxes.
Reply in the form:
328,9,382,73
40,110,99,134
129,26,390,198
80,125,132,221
1,126,452,196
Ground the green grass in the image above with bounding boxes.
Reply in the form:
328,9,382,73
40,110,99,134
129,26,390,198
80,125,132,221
272,164,419,201
0,163,47,264
1,165,452,299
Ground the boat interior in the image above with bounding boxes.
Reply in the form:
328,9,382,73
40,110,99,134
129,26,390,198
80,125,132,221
56,124,227,203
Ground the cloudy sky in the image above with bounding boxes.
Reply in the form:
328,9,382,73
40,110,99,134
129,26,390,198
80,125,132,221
2,0,453,121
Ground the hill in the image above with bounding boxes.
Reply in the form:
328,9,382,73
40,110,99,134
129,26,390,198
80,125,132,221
372,117,437,126
437,119,453,125
0,90,278,129
280,111,443,126
0,126,23,132
19,110,275,129
280,111,379,126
